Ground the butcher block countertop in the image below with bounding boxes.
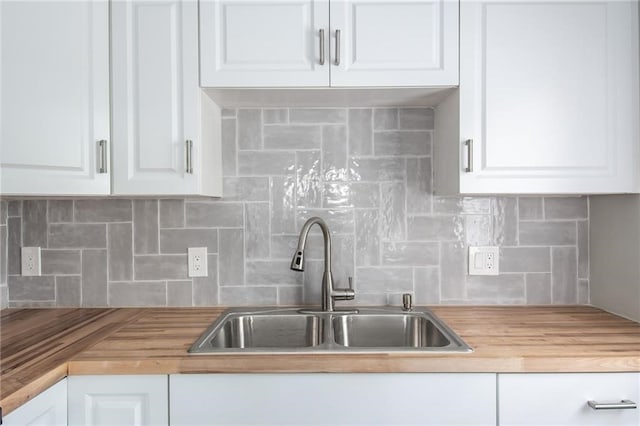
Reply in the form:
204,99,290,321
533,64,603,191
1,306,639,415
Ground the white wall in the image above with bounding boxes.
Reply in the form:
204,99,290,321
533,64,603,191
590,195,640,322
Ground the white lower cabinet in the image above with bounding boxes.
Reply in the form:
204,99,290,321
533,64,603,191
169,373,497,425
498,373,640,426
67,375,168,426
3,379,67,426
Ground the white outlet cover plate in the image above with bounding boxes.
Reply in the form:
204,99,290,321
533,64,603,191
468,246,499,276
21,246,42,276
188,247,208,277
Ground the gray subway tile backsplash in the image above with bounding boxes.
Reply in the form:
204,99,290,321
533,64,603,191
519,221,577,246
221,118,237,177
264,125,321,150
544,197,588,220
49,223,106,249
109,281,167,307
1,107,589,308
373,130,431,156
398,108,434,130
75,199,132,223
160,229,219,255
22,200,47,247
186,202,243,228
551,247,578,304
108,223,133,281
348,109,373,156
81,249,108,307
48,200,73,223
55,276,81,307
159,199,185,229
133,200,159,254
237,109,262,150
134,255,188,281
193,255,219,306
41,249,81,275
289,108,346,124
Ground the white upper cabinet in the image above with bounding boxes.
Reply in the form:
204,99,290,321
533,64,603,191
111,0,222,196
200,0,330,87
330,0,458,87
199,0,459,87
435,0,640,194
0,0,110,196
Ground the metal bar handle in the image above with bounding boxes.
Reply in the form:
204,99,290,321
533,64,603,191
588,400,637,410
465,139,473,173
186,140,193,174
98,140,107,174
334,29,341,66
319,29,325,65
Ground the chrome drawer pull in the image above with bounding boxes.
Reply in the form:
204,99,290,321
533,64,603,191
319,29,325,65
588,400,637,410
98,140,108,174
185,139,193,174
464,139,473,173
334,29,341,66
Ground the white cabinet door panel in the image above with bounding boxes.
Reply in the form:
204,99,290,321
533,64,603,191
111,0,202,195
499,373,640,426
0,0,110,195
456,0,639,194
3,379,67,426
200,0,329,87
330,0,458,86
68,375,168,426
170,373,497,425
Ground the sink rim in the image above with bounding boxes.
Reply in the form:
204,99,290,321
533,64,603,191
188,306,473,354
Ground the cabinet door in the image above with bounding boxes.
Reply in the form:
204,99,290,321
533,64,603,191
3,379,67,426
68,375,168,426
329,0,458,86
0,0,110,196
499,373,640,426
199,0,330,87
457,0,639,194
112,0,206,195
171,373,497,425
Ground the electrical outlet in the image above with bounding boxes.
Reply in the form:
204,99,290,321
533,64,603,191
468,246,499,276
188,247,208,277
21,247,42,276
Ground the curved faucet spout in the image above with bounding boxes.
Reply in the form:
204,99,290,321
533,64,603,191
290,217,331,272
290,217,354,311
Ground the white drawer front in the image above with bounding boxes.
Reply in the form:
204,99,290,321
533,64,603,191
499,373,640,426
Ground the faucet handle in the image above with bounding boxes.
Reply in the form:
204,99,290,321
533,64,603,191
332,276,355,301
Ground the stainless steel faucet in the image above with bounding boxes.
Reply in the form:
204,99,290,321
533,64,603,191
290,217,355,311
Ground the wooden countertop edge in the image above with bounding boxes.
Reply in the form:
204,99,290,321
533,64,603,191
66,355,640,375
0,308,147,417
0,364,67,416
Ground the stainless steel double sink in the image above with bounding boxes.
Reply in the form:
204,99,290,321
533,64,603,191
188,307,472,354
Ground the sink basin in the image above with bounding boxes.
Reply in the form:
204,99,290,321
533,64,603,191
189,307,471,354
207,313,323,349
332,314,451,348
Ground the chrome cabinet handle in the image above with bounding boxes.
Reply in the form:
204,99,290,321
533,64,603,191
319,29,325,65
185,140,193,174
465,139,473,173
588,400,637,410
98,140,108,174
334,29,341,66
